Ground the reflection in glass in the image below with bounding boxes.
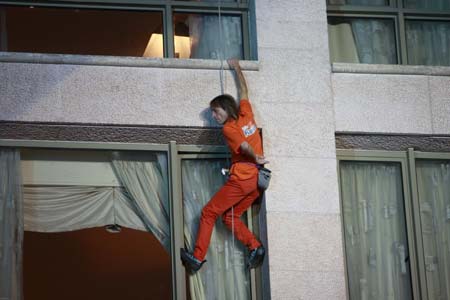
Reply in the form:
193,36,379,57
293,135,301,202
406,20,450,66
404,0,450,10
328,17,397,64
416,160,450,300
173,13,243,59
339,162,413,300
178,0,236,2
328,0,388,6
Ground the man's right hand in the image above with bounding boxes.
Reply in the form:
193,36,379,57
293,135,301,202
227,59,240,70
255,155,269,165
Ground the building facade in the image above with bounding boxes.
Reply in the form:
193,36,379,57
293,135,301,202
0,0,449,299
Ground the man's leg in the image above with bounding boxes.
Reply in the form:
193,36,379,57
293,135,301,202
222,175,265,269
221,188,261,250
192,177,248,261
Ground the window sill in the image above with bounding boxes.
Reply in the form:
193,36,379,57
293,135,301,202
332,63,450,77
0,52,259,71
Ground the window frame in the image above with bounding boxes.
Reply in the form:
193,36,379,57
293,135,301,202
0,0,253,60
327,0,450,65
337,148,450,300
0,139,268,300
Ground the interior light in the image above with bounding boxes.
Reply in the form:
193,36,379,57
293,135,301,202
105,224,122,233
144,33,192,58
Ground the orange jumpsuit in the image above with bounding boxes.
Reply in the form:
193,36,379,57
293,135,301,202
193,99,263,261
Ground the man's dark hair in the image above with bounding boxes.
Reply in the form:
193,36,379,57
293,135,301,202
210,94,239,120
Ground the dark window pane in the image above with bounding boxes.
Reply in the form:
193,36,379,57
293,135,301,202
404,0,450,10
178,0,236,2
328,17,397,64
24,228,172,300
406,20,450,66
0,6,163,57
173,13,243,59
327,0,389,6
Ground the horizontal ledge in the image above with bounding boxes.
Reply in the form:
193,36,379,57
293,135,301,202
0,52,260,71
332,62,450,76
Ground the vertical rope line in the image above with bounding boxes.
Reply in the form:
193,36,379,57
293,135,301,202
218,2,237,298
218,0,224,94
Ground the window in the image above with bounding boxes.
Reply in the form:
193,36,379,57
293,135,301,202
179,155,258,299
327,0,450,66
0,0,253,59
337,149,450,300
0,141,266,300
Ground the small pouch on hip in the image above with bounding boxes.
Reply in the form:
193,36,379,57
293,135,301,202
257,167,272,191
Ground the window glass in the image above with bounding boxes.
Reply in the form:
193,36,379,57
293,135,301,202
178,0,236,2
404,0,450,10
415,160,450,300
173,13,243,59
0,6,163,57
182,159,251,300
328,0,389,6
328,17,397,64
339,161,413,300
406,20,450,66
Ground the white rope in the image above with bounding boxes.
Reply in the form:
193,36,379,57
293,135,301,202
218,0,225,94
217,2,238,298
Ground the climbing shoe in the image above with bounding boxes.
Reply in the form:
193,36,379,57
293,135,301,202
180,248,206,273
247,245,265,269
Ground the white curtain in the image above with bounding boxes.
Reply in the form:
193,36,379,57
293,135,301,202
111,152,170,252
188,14,243,60
416,160,450,300
182,159,251,300
23,185,146,233
339,162,412,300
328,18,396,64
406,21,450,66
351,19,397,64
0,149,23,300
328,22,360,63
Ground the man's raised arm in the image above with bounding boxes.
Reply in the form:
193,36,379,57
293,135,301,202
228,59,249,100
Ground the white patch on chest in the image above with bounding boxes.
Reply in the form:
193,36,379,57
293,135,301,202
242,122,257,137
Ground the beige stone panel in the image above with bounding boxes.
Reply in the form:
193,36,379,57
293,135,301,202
265,157,340,214
0,63,64,122
270,270,346,300
258,102,336,159
266,212,345,272
252,48,333,105
333,73,432,134
429,76,450,134
256,0,329,51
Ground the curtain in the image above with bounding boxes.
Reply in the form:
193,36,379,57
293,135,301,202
23,186,146,233
351,19,396,64
416,160,450,300
111,152,170,252
182,159,251,300
328,22,360,63
328,18,396,64
0,149,23,300
339,162,412,300
187,14,243,60
406,21,450,66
